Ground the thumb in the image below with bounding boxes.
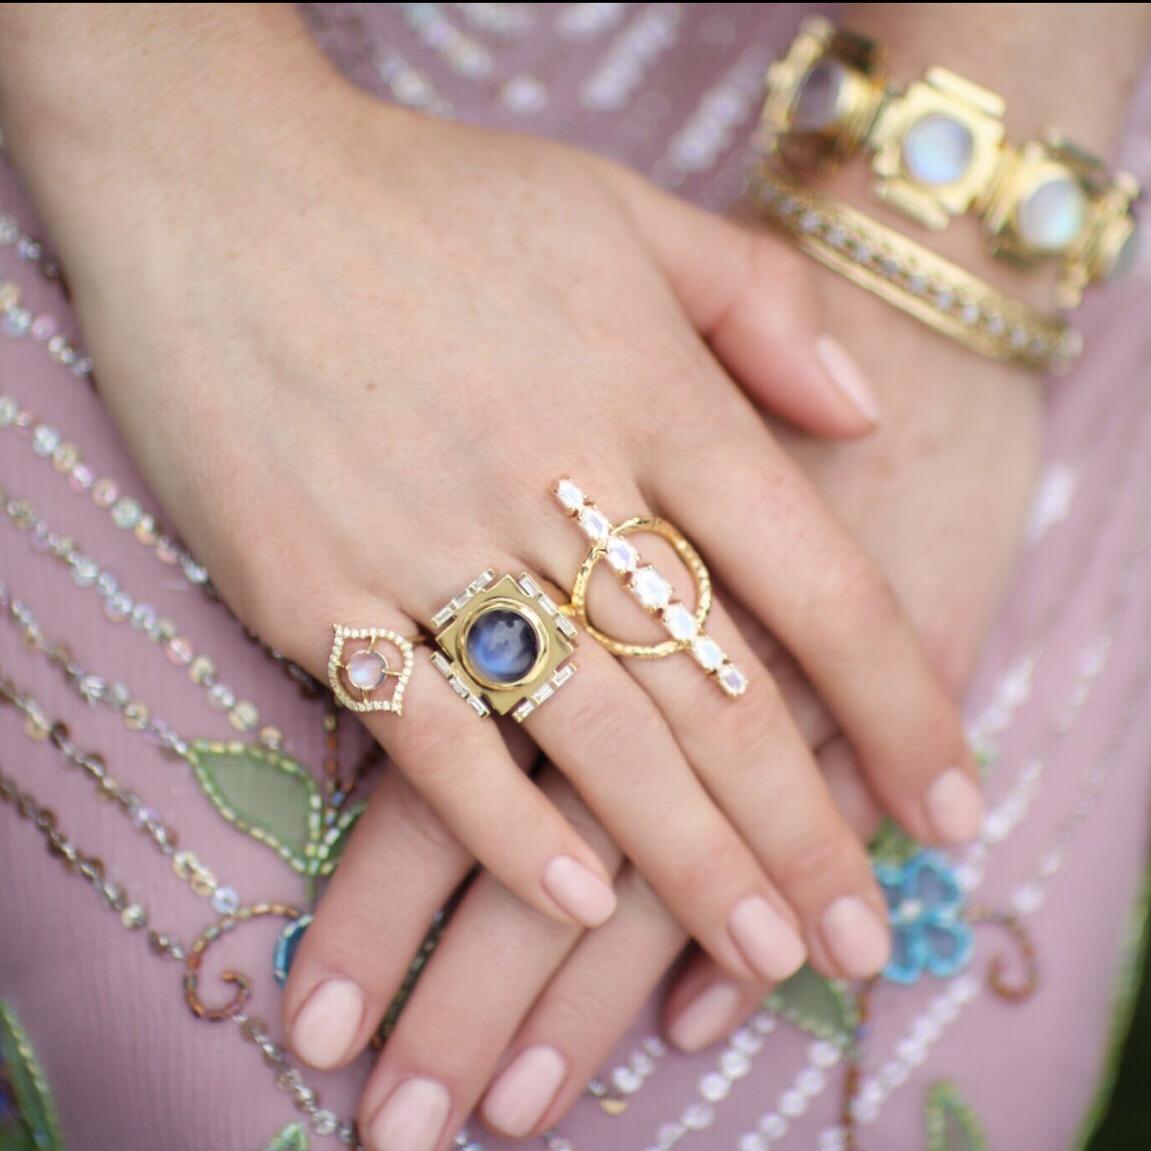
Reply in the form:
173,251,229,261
608,165,881,438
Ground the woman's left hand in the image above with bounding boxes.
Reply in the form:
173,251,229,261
311,302,1043,1143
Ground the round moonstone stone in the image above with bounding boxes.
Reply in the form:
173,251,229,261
346,648,388,691
1016,176,1085,252
793,59,846,131
466,608,540,684
902,113,974,186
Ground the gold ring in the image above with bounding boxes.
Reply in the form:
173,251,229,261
427,569,579,723
327,626,417,716
554,479,747,697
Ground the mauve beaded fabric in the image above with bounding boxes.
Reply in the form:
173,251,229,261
1,4,1150,1149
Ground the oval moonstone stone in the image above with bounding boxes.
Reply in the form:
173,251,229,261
793,59,846,131
346,649,388,691
1015,176,1085,252
466,608,540,684
902,113,974,186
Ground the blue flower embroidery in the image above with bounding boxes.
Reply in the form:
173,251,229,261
874,850,974,985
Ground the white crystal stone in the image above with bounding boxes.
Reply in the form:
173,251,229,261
1107,228,1139,281
810,1040,841,1069
759,1113,787,1139
902,113,974,185
720,1049,751,1079
631,566,673,610
32,424,60,457
719,665,749,696
732,1028,763,1055
818,1129,848,1151
662,603,698,641
1016,175,1085,252
797,1067,825,1096
682,1102,715,1130
606,535,639,574
779,1089,807,1118
613,1066,642,1094
556,479,586,511
211,886,240,915
631,1050,655,1075
346,649,388,691
880,1059,909,1090
699,1072,730,1102
578,505,612,541
793,59,846,131
740,1134,768,1151
692,636,726,671
752,1011,776,1034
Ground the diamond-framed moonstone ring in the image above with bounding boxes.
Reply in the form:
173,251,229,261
554,479,748,699
328,626,416,715
428,570,579,723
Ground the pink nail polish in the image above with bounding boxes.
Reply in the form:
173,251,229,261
821,896,891,979
667,981,744,1053
367,1077,450,1151
543,855,617,927
815,335,882,425
291,978,364,1070
482,1045,567,1136
728,896,806,982
925,768,984,844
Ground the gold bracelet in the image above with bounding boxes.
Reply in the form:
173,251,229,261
759,16,1140,308
748,167,1081,374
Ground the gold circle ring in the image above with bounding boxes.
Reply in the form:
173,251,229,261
565,516,713,659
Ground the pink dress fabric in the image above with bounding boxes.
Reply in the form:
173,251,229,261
2,5,1150,1149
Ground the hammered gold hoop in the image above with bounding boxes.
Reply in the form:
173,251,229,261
566,516,713,659
554,479,747,697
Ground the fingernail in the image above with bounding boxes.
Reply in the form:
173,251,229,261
367,1077,450,1151
291,977,364,1070
543,855,617,928
482,1045,567,1136
815,335,881,425
822,896,891,979
668,981,744,1053
728,895,806,982
925,768,984,844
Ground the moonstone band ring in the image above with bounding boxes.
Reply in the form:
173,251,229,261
554,478,748,698
428,569,579,723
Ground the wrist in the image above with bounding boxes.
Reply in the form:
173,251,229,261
0,4,365,259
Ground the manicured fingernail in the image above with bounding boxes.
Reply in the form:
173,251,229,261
367,1077,450,1151
926,768,984,844
482,1045,567,1136
543,855,617,927
291,977,364,1070
815,335,881,425
728,895,806,982
668,981,744,1053
822,896,891,978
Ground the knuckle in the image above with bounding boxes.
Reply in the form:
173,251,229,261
806,546,899,658
390,776,464,858
671,831,751,908
558,688,668,776
770,830,864,899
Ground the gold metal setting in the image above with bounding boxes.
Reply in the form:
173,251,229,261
758,16,1141,305
869,68,1006,230
750,168,1081,375
327,626,416,716
554,480,748,698
428,570,579,723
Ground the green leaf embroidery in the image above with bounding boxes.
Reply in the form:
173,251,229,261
187,741,327,876
869,816,923,868
264,1123,309,1151
925,1081,986,1151
0,1002,64,1151
765,964,859,1047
